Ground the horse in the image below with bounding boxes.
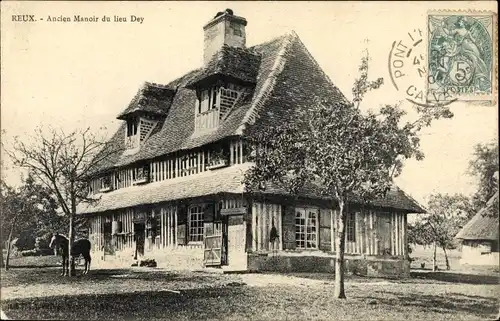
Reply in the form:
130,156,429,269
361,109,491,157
49,233,91,276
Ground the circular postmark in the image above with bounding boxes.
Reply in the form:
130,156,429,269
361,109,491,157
388,28,457,108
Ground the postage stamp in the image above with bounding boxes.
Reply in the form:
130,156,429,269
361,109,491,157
427,11,498,105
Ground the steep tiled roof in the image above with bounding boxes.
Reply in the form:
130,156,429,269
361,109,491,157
90,34,290,173
261,180,425,214
82,30,425,216
116,82,176,120
238,32,348,136
455,192,499,241
186,45,261,88
78,164,424,215
93,32,347,173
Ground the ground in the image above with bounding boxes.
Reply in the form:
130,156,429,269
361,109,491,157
1,249,499,321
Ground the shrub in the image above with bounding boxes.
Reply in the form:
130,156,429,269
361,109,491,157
15,231,36,251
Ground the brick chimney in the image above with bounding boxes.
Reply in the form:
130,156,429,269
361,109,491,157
203,9,247,66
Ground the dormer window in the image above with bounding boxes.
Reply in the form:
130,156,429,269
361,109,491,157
117,82,175,153
123,116,158,153
126,119,138,137
194,83,243,134
198,87,218,114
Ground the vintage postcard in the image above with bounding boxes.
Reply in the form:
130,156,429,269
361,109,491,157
1,1,498,321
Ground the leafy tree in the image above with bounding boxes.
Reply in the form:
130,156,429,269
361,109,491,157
243,50,453,298
468,141,499,214
3,126,121,275
408,193,475,271
1,173,59,270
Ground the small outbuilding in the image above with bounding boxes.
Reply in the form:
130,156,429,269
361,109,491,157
455,192,499,266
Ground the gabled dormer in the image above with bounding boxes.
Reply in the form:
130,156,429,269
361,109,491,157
186,9,261,135
117,82,176,154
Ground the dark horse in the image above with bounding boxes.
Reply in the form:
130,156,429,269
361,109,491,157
49,233,91,276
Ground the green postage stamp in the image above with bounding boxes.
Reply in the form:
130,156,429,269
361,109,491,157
427,11,498,105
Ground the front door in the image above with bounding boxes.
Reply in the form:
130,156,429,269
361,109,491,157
203,222,223,267
134,223,145,258
378,215,392,255
226,215,247,270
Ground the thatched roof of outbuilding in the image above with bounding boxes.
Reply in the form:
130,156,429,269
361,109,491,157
455,191,499,241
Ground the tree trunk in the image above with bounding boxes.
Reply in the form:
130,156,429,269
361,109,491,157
0,244,5,268
5,214,19,271
68,212,75,276
442,246,450,270
5,225,15,271
432,241,437,272
68,183,77,276
334,198,347,299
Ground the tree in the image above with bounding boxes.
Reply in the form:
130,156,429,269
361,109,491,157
409,193,474,271
468,142,499,213
3,126,121,276
1,173,58,270
243,50,453,298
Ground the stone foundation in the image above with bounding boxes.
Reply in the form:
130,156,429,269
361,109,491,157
247,252,410,278
90,244,205,270
90,247,409,278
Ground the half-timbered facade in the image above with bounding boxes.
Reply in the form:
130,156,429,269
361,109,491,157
77,9,425,277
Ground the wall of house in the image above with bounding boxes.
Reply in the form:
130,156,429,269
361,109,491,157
247,200,409,277
460,240,499,266
87,194,247,269
88,138,246,196
86,195,410,277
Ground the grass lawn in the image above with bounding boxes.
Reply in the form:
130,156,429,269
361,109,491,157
3,254,61,269
1,266,499,321
1,248,498,320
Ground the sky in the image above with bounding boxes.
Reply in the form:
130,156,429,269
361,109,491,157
1,1,498,207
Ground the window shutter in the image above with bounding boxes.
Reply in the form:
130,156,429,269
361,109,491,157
282,206,296,250
319,208,332,251
177,205,187,245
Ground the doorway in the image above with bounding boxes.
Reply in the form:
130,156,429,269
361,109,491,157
226,215,247,269
134,223,145,259
378,215,392,255
103,222,114,255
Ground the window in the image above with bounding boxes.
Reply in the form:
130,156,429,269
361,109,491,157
211,86,217,109
132,165,150,184
188,205,204,242
126,119,138,137
198,87,219,114
295,207,318,249
346,212,356,242
100,176,111,190
150,209,161,244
